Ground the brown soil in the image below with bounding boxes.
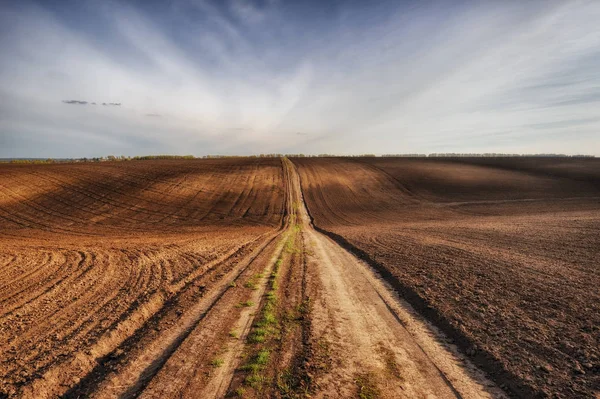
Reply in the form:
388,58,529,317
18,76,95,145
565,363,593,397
293,156,600,398
290,158,503,399
2,156,595,398
0,158,285,398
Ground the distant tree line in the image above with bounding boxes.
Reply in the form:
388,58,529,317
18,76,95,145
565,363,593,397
131,155,195,160
288,153,596,158
2,153,595,165
6,159,56,164
426,153,596,158
286,154,377,158
381,154,428,157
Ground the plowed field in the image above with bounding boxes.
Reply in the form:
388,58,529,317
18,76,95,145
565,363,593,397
0,158,285,397
293,156,600,398
1,156,597,398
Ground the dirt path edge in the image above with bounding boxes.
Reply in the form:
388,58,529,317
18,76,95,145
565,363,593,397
290,159,532,399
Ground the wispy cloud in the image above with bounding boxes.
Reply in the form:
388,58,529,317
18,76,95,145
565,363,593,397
62,100,121,106
0,0,599,157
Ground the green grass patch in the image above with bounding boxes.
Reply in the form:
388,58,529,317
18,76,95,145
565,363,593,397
277,368,310,398
266,291,277,301
236,300,255,308
260,310,277,326
354,373,380,399
245,373,268,389
242,349,271,388
284,235,302,254
244,273,265,290
247,327,268,344
210,358,224,368
238,249,285,393
271,259,282,279
247,295,279,343
255,349,270,365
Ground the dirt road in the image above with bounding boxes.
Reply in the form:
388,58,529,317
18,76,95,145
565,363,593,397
86,158,504,398
287,158,504,398
293,156,600,398
1,158,506,398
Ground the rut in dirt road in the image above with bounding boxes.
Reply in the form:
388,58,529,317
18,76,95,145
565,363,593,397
63,157,302,399
287,158,506,399
74,161,301,399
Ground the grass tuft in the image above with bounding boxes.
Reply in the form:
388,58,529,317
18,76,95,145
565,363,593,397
243,350,271,388
354,373,380,399
236,300,255,308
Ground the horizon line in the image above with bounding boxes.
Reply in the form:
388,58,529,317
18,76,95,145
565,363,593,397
1,153,597,163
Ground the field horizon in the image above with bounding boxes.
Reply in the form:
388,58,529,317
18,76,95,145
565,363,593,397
1,156,598,398
3,1,600,397
2,153,598,162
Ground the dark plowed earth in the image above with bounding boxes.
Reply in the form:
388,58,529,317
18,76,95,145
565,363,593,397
292,156,600,398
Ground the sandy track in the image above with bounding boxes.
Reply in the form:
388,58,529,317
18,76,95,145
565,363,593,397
293,156,600,398
304,227,502,398
287,159,503,398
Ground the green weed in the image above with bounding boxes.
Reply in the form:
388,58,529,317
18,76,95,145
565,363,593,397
236,300,255,308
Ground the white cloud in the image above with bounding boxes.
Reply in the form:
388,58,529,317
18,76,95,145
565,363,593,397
0,0,599,157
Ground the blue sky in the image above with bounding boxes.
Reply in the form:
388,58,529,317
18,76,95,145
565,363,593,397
1,0,599,157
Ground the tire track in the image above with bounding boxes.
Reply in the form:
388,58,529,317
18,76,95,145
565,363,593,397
289,158,505,399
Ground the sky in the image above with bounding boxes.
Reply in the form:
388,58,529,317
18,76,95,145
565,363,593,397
1,0,599,157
